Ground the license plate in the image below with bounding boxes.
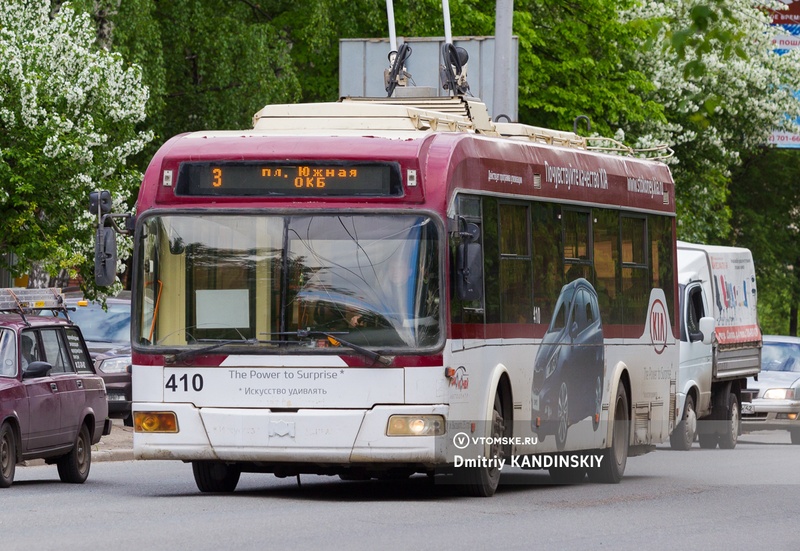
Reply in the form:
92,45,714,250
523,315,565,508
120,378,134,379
531,393,540,411
741,402,754,414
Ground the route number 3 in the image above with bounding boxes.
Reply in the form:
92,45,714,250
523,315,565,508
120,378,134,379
166,373,204,392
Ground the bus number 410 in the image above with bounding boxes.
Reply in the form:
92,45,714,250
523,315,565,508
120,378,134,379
166,373,204,392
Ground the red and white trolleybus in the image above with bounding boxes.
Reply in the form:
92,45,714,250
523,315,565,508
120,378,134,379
96,96,678,496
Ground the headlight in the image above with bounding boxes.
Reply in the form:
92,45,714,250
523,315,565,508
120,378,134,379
545,350,559,379
99,355,131,374
386,415,445,436
763,388,794,400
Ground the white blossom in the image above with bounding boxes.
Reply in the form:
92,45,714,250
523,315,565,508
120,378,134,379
0,0,152,281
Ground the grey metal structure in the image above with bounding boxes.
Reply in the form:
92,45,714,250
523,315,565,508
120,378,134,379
339,36,518,122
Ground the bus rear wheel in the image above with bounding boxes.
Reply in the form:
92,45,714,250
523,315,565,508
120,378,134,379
192,461,241,493
588,383,628,484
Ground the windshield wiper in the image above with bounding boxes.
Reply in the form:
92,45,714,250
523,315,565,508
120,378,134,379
271,329,392,367
167,338,259,363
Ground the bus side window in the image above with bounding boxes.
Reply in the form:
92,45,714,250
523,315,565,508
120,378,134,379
687,286,704,342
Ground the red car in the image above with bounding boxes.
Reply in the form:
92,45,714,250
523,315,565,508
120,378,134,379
0,288,111,488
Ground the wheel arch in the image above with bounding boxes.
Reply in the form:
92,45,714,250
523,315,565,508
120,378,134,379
1,416,22,464
484,364,513,434
683,384,699,415
606,362,631,444
80,412,96,443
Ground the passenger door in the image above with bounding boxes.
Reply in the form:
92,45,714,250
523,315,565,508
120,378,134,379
682,283,713,414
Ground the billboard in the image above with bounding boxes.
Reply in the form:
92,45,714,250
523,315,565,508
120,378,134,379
769,1,800,147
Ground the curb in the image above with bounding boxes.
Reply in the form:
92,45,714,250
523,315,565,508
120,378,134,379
21,447,133,467
93,449,134,462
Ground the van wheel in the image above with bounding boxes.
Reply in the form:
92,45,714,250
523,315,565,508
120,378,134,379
57,424,91,483
0,423,16,488
457,393,506,497
718,393,739,450
192,461,241,493
588,383,628,484
670,395,697,450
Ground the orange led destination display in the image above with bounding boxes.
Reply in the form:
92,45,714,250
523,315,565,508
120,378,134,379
176,161,401,197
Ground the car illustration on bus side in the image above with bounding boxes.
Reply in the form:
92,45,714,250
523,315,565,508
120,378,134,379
531,278,605,451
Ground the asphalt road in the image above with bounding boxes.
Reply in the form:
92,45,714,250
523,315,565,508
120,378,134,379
2,430,797,551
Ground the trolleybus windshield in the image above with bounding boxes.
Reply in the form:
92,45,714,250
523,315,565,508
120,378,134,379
136,213,441,352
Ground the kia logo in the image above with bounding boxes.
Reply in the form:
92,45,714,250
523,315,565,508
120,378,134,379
650,299,668,354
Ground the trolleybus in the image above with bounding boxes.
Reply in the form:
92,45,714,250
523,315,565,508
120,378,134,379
94,95,678,496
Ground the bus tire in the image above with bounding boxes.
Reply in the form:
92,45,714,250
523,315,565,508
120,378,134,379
670,395,696,451
588,383,628,484
192,461,241,493
457,393,506,497
57,424,91,484
718,393,739,450
0,422,16,488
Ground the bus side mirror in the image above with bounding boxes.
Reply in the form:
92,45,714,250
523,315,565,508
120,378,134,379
89,190,112,215
456,241,483,301
455,220,483,301
95,226,118,286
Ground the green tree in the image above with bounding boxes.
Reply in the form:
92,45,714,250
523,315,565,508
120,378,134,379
514,0,665,138
728,148,800,335
69,0,301,161
622,0,800,242
0,0,151,291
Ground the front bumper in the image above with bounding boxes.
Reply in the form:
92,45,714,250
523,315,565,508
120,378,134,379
133,403,449,467
741,398,800,432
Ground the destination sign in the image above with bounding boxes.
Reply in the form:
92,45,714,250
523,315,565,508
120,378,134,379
175,161,401,197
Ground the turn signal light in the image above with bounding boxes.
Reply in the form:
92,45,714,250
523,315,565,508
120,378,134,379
134,411,179,433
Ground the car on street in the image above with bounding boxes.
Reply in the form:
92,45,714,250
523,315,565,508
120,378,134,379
0,288,111,487
63,292,132,425
741,334,800,444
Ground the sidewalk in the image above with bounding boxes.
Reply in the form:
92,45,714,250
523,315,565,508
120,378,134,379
93,419,134,462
